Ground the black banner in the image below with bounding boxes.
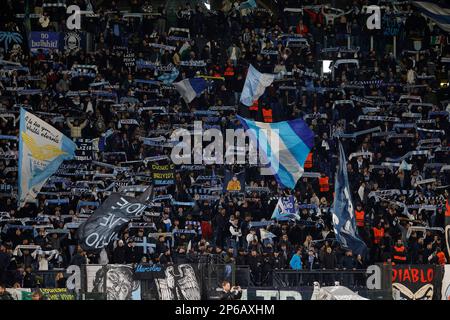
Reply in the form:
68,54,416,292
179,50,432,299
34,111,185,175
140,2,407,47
39,288,76,300
75,138,93,162
392,265,441,300
123,52,136,68
77,189,152,252
151,163,175,186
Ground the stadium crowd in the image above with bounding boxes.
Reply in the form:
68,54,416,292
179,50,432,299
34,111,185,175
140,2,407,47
0,0,449,289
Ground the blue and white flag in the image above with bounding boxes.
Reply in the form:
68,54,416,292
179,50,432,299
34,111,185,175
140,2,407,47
260,228,277,240
18,108,77,207
158,68,179,85
237,116,314,189
332,142,368,256
238,0,257,10
271,196,300,221
173,78,208,103
240,64,275,106
413,1,450,32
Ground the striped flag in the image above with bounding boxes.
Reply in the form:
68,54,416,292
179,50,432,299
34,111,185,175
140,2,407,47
413,1,450,33
237,115,314,189
173,78,208,103
238,0,257,10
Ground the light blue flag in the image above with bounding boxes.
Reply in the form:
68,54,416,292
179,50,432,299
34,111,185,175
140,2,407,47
413,1,450,33
237,115,315,189
240,64,275,106
239,0,257,10
332,142,368,256
271,196,300,221
18,108,77,207
158,68,179,85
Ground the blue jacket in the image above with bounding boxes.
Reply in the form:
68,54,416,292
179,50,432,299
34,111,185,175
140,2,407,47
289,254,303,270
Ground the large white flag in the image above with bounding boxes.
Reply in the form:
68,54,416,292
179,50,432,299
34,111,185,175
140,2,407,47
18,108,77,206
240,64,275,106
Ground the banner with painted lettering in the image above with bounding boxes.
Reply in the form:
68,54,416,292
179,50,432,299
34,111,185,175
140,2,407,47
85,264,141,300
29,31,61,51
75,138,93,162
18,108,77,207
77,191,149,252
392,265,441,300
442,265,450,300
151,163,175,186
223,170,245,193
134,263,166,280
123,52,136,68
38,288,76,300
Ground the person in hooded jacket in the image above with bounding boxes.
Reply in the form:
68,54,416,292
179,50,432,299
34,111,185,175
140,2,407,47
113,240,126,264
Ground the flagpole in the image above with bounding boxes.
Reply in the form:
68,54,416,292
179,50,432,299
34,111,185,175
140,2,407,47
393,35,397,58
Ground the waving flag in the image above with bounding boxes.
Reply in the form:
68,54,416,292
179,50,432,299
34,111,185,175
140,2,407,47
332,142,368,256
413,1,450,32
238,0,257,10
271,196,300,220
158,68,179,85
173,78,207,103
240,64,275,106
18,108,77,207
237,115,314,189
260,228,277,240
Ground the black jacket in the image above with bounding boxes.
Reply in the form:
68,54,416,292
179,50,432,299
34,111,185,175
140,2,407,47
236,254,247,266
0,292,13,300
273,254,287,270
342,255,356,269
70,253,87,266
113,246,126,264
322,252,338,269
219,289,242,300
247,255,262,272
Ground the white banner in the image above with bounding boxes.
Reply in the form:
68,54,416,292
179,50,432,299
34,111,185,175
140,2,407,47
442,265,450,300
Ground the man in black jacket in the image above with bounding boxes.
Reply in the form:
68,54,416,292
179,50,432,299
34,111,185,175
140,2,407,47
0,246,10,284
273,250,287,270
262,247,274,286
219,281,242,300
247,249,262,285
0,284,13,300
342,250,357,287
236,248,248,266
70,247,87,266
213,209,228,248
113,240,126,264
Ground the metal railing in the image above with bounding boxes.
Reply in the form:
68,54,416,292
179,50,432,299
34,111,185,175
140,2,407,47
273,269,369,288
34,269,66,288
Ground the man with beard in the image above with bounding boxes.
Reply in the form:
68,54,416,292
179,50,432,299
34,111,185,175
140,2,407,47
92,266,139,300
